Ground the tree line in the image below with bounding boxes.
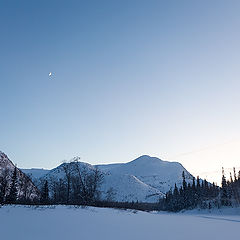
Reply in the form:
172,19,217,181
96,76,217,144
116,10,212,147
220,167,240,206
161,168,240,212
161,172,219,211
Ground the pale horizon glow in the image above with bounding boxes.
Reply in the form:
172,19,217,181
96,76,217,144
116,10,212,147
1,1,240,186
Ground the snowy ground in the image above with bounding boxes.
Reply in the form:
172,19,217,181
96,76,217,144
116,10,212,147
0,205,239,240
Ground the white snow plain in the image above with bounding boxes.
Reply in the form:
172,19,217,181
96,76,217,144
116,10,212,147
0,205,239,240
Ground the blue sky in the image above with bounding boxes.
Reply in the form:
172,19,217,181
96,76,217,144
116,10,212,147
1,1,240,182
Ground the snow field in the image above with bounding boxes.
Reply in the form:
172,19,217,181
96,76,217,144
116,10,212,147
0,205,239,240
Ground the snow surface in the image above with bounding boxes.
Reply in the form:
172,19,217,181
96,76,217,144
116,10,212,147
0,205,239,240
100,173,164,202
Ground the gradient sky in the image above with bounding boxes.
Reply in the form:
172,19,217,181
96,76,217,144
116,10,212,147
1,1,240,184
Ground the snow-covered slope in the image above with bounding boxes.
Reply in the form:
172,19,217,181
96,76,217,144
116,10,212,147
0,205,239,240
0,151,40,200
96,163,123,171
98,155,193,193
101,173,163,203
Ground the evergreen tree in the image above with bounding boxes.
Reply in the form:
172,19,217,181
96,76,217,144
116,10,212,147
192,177,197,206
172,184,180,211
233,167,237,182
196,176,200,189
179,186,184,209
41,180,49,204
203,179,209,197
182,171,187,191
192,177,196,191
196,176,201,203
221,167,229,206
182,171,188,208
6,167,18,204
230,172,233,184
173,184,179,197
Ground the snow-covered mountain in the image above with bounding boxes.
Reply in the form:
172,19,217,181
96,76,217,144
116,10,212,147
35,160,163,203
22,155,195,203
98,155,193,193
0,151,40,201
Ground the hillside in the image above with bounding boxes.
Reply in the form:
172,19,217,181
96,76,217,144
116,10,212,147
98,155,193,193
0,151,40,201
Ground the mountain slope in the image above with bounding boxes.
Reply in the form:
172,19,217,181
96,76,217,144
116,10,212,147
0,151,40,201
98,155,193,193
101,173,164,202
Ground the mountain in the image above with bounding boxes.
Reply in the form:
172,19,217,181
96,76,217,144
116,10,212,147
98,155,193,193
0,151,40,201
35,160,163,203
22,155,195,203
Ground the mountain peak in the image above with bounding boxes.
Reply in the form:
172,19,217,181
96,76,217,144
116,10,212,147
0,150,6,158
130,155,164,164
0,151,14,168
137,155,152,159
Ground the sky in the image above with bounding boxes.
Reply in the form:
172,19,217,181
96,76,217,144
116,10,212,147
1,0,240,184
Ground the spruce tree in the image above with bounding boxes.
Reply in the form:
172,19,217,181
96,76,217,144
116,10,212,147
182,171,187,191
233,167,237,182
6,167,18,204
41,180,49,204
221,167,228,206
173,184,179,211
196,176,200,187
192,177,197,206
230,172,233,184
179,186,184,209
192,177,196,191
182,171,188,208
